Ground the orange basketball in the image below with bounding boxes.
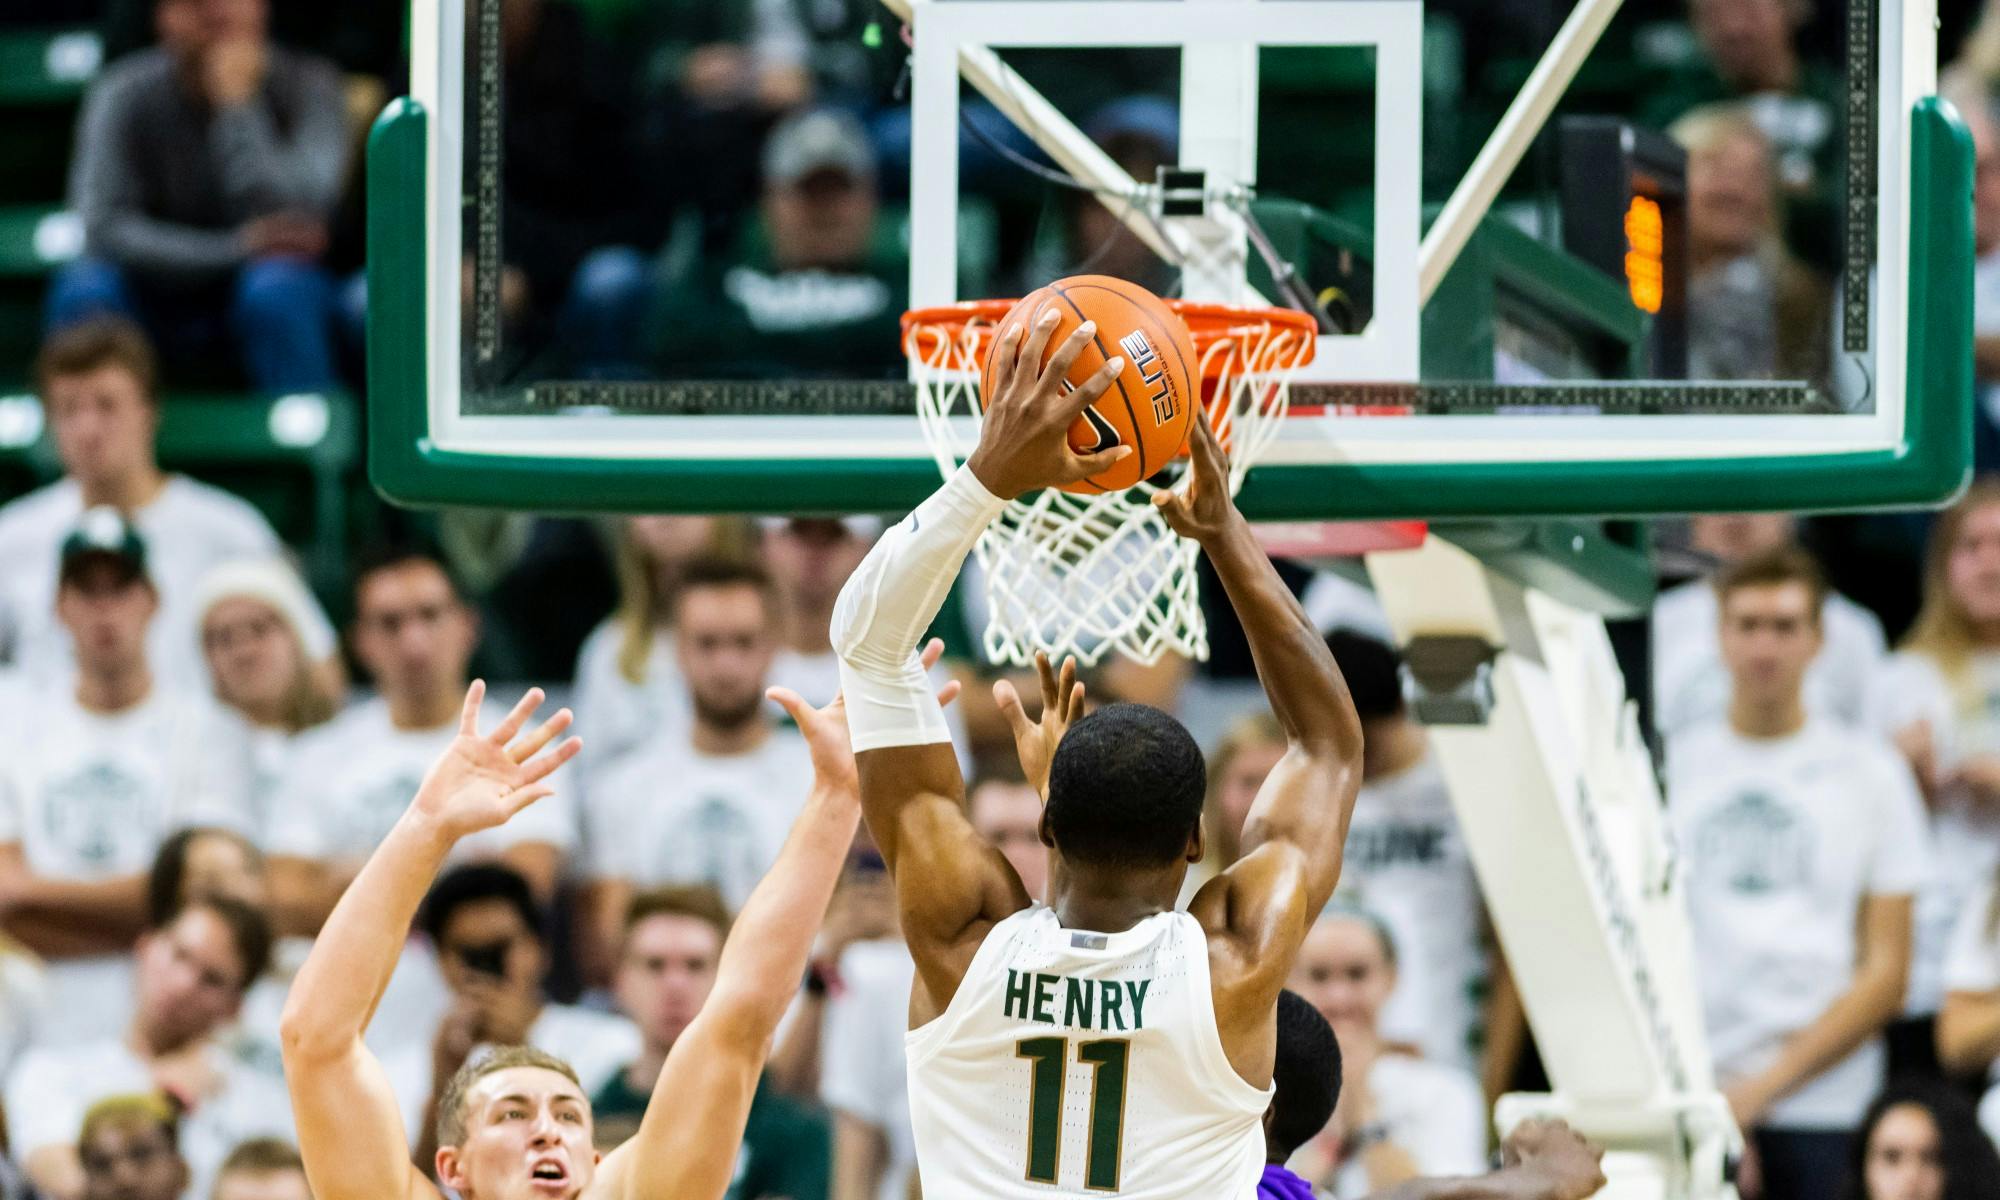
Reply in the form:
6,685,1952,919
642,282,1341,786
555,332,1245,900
978,275,1200,494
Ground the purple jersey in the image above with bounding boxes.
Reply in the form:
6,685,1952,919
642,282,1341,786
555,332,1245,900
1259,1163,1317,1200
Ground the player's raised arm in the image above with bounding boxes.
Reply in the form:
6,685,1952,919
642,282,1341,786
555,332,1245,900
831,309,1127,1017
596,659,956,1200
1171,413,1365,999
278,683,578,1200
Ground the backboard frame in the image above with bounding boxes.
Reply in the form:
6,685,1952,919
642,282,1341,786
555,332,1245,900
367,0,1970,518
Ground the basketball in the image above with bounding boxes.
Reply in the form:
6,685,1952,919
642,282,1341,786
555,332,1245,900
978,274,1201,494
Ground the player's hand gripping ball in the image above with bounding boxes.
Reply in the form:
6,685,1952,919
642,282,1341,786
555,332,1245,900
979,274,1200,494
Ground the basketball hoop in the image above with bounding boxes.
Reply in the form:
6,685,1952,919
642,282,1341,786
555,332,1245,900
902,299,1317,667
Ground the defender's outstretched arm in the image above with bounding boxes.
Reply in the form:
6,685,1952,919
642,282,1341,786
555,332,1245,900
279,684,578,1200
834,310,1126,1015
598,657,959,1200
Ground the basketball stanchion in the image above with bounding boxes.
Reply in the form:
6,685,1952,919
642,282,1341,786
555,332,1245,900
903,297,1316,667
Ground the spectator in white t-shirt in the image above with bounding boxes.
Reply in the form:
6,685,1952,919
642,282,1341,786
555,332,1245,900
4,897,290,1200
571,516,758,797
1666,547,1926,1200
0,319,337,691
1871,482,2000,1079
1286,907,1488,1198
1939,874,2000,1145
0,510,257,1047
1322,631,1493,1078
581,558,812,979
824,937,918,1200
195,559,343,837
388,863,639,1176
74,1095,189,1200
0,931,47,1086
763,517,878,704
1652,513,1886,744
269,545,576,936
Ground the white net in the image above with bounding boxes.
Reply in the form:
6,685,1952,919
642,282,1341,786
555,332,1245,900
906,305,1314,667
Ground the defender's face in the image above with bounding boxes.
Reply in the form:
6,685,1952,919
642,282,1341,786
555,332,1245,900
437,1067,600,1200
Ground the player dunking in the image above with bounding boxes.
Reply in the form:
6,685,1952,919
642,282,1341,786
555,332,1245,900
831,308,1365,1198
277,656,955,1200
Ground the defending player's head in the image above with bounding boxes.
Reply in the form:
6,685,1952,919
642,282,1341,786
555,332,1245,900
432,1045,599,1200
1266,990,1342,1165
1041,701,1207,890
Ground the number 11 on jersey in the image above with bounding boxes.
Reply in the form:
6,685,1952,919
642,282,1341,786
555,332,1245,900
1016,1037,1131,1191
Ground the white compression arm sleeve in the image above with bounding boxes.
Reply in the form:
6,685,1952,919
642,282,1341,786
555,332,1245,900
832,464,1007,751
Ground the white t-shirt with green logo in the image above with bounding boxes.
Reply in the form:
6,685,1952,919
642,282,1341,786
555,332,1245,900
1667,718,1930,1129
0,685,256,1046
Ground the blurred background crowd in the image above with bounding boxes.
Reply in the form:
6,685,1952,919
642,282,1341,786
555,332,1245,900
10,1,2000,1199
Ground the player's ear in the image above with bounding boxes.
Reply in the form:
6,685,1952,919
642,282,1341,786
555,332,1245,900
436,1146,466,1190
1186,823,1205,864
1038,808,1056,849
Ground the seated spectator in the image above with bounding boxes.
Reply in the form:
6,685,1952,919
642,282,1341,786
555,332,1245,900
628,0,810,253
50,0,347,391
0,321,338,690
1019,96,1181,296
1873,483,2000,1079
1183,710,1287,898
1653,514,1885,743
0,510,257,1047
764,517,879,703
269,545,575,931
1669,105,1832,386
210,1138,312,1200
967,760,1050,905
644,108,907,380
582,559,813,971
195,559,343,831
267,546,574,1055
147,827,267,927
822,928,916,1200
593,885,829,1198
572,516,757,793
1643,0,1843,269
74,1095,189,1200
1848,1081,2000,1200
1322,632,1492,1078
1286,908,1486,1197
387,864,639,1171
1668,549,1924,1200
4,898,289,1200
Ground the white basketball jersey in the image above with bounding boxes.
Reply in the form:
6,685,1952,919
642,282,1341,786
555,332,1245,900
906,905,1272,1199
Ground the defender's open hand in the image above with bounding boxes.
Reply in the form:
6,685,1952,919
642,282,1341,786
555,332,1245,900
410,682,580,840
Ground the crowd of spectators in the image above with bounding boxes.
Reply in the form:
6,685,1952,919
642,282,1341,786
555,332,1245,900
13,1,2000,1200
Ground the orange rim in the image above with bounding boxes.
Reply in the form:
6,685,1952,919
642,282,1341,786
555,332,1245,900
902,298,1317,378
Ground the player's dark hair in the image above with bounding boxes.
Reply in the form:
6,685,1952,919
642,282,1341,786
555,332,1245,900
1044,703,1205,867
146,827,263,928
1269,990,1342,1161
1324,629,1405,721
1846,1079,2000,1200
420,863,544,947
